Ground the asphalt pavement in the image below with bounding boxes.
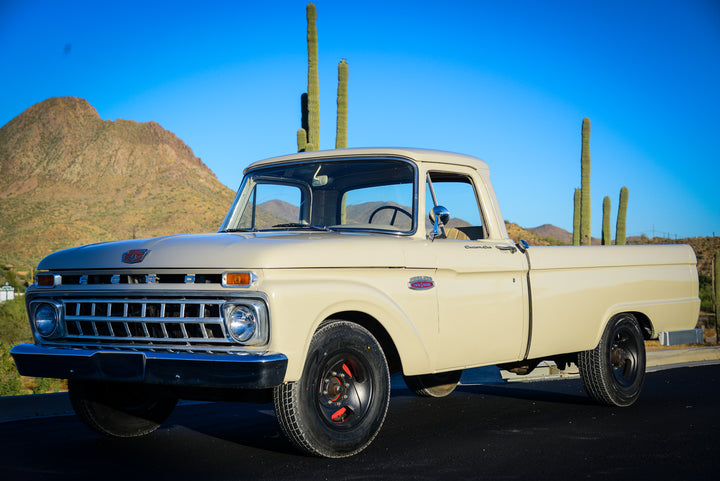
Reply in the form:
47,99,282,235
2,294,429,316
0,358,718,480
1,345,719,423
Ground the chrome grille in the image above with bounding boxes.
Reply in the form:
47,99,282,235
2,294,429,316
60,298,232,351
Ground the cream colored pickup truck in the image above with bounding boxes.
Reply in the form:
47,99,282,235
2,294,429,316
12,148,699,458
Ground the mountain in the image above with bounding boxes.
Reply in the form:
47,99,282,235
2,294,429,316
527,224,572,244
259,200,300,223
0,97,235,268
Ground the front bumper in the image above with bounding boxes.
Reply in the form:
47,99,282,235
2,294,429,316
10,343,288,389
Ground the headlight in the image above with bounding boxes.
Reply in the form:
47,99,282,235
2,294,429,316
223,301,268,345
31,302,63,339
228,306,256,342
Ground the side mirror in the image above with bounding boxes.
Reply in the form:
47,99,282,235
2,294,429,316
429,206,450,240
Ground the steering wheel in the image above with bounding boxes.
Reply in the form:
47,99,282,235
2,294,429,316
368,205,412,226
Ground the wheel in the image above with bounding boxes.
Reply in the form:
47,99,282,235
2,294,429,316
273,321,391,458
404,370,462,397
69,380,177,437
578,313,646,407
368,205,412,226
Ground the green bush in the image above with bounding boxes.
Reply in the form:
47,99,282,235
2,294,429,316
1,297,65,396
0,296,31,344
0,341,24,396
699,273,714,312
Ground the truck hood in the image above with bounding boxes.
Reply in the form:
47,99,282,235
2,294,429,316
37,232,416,270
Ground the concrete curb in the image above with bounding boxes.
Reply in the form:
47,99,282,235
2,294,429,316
2,346,720,423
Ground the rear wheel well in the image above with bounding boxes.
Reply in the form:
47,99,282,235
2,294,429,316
320,311,402,374
627,311,654,339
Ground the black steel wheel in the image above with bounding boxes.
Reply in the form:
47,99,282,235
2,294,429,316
578,313,646,407
404,370,462,398
273,321,390,458
69,380,177,437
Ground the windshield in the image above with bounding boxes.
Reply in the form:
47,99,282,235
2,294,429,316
221,158,416,234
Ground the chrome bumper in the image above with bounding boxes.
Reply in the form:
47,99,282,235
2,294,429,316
10,343,288,389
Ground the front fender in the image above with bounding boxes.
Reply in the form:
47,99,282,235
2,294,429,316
262,269,437,381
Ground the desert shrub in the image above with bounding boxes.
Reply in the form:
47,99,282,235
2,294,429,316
0,296,31,344
0,341,24,396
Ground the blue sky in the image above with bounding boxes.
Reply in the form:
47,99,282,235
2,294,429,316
1,0,718,238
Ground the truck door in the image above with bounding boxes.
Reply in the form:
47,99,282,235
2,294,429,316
425,171,529,369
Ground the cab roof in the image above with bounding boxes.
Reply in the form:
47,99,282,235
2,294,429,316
245,147,489,174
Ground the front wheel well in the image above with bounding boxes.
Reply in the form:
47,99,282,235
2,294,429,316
320,311,402,374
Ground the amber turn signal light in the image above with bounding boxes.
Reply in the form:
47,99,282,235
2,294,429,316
222,272,256,287
36,274,59,287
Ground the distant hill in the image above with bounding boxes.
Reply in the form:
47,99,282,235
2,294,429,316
0,97,235,269
260,199,300,222
506,221,562,246
527,224,572,244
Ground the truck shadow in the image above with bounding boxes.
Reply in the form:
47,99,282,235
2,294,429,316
453,382,593,405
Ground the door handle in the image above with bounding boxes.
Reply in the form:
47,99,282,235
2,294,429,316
496,245,517,254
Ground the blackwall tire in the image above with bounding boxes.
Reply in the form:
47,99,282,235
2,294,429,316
273,321,391,458
69,380,177,437
578,314,646,407
404,370,462,398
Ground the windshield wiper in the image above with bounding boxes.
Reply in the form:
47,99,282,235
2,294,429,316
271,223,332,231
223,228,257,233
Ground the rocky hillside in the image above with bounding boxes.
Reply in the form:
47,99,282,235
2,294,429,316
507,221,568,246
0,97,235,269
527,224,572,244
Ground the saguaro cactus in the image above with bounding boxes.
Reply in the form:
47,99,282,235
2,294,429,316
335,59,348,149
580,117,592,245
297,128,308,152
300,92,309,135
616,186,629,245
306,2,320,150
602,196,611,245
572,188,581,246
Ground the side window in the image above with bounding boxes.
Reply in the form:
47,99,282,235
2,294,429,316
237,183,303,229
341,183,413,231
426,173,485,240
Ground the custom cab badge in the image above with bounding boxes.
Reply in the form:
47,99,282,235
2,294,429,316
409,276,435,290
121,249,151,264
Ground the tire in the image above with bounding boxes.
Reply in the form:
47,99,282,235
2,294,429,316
69,380,177,437
578,314,646,407
273,321,391,458
404,370,462,398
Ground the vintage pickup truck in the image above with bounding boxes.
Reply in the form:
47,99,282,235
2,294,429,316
12,148,700,457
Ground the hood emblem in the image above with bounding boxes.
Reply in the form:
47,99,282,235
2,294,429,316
122,249,151,264
409,276,435,290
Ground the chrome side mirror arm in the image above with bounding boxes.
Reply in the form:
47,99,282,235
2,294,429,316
429,206,450,241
